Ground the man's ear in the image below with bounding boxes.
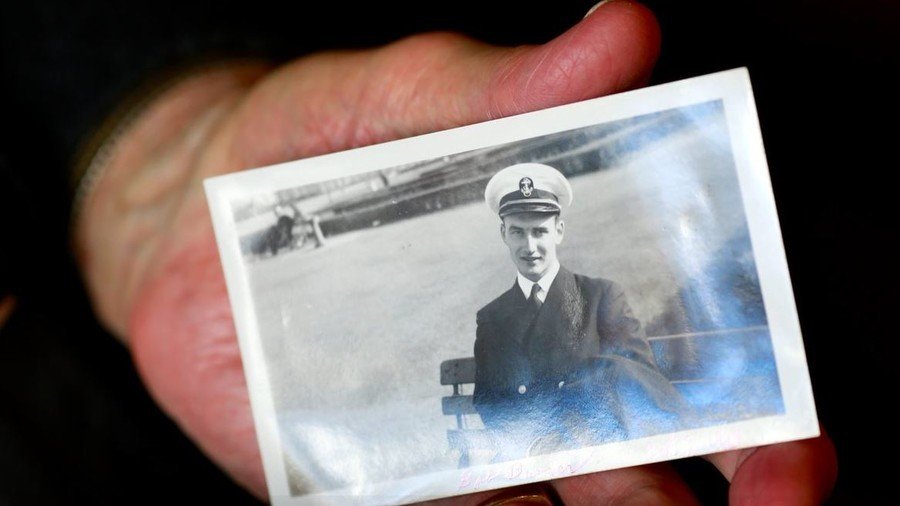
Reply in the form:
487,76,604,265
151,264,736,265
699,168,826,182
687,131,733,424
556,218,565,244
499,221,506,240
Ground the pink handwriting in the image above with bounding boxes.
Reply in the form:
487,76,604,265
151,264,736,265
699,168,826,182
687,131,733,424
457,450,596,491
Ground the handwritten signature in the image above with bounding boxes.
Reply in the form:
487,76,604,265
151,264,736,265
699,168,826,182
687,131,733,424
457,450,596,490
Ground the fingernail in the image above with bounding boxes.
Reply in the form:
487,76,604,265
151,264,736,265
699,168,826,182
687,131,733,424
584,0,615,18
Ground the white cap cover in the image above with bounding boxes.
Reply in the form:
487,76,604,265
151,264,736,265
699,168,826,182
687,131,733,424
484,163,573,217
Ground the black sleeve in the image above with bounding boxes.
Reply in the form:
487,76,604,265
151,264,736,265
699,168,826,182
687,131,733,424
596,280,657,368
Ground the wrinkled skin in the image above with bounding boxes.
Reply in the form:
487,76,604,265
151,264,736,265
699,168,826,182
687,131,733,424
74,1,836,503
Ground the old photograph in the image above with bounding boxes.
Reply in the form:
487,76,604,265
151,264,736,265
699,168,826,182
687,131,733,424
205,70,818,505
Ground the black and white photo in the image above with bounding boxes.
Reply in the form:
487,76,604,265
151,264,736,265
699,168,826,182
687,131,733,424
205,69,818,505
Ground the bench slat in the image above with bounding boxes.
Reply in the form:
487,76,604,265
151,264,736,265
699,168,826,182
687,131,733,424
440,357,477,385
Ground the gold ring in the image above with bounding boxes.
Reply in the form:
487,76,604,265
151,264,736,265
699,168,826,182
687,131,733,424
479,483,561,506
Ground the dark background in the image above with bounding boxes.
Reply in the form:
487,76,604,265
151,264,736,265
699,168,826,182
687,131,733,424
1,0,896,504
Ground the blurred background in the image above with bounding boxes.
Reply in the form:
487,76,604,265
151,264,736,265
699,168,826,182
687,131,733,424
1,0,897,503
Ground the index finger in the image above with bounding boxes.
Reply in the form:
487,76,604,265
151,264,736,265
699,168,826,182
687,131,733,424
704,429,837,504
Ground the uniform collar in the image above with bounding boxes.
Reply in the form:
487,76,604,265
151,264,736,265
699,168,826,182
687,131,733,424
516,260,560,302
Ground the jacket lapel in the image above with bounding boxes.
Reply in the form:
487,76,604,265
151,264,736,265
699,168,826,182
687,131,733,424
493,281,533,345
523,267,589,354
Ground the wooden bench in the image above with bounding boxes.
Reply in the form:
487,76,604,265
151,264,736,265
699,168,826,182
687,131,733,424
440,326,780,467
439,358,491,468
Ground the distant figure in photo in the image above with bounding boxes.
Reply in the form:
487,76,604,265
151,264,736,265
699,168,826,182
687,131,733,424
252,202,326,256
473,163,687,459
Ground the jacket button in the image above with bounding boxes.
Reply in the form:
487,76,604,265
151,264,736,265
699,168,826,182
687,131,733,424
558,381,565,389
517,385,527,394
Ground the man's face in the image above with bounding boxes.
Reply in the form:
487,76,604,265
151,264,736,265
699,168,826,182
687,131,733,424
501,212,565,282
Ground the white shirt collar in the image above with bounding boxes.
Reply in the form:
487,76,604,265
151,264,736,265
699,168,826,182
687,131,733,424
516,261,560,302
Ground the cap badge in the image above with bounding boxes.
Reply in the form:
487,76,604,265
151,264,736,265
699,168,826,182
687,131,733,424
519,177,534,197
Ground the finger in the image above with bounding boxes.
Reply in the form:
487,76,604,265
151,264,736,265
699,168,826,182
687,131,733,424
0,295,15,329
483,0,661,118
704,430,837,505
214,0,660,172
552,463,699,506
420,483,556,506
129,235,268,495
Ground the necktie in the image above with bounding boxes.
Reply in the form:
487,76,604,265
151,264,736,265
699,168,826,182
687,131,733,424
529,283,543,312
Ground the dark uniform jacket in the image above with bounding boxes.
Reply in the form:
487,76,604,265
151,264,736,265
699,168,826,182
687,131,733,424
473,267,685,445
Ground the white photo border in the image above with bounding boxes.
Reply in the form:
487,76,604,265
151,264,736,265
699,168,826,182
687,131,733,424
204,68,819,505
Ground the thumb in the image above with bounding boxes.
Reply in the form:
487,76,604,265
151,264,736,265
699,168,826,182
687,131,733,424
483,0,661,118
216,0,660,172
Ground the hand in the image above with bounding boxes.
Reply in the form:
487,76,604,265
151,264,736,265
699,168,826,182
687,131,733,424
74,0,836,502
